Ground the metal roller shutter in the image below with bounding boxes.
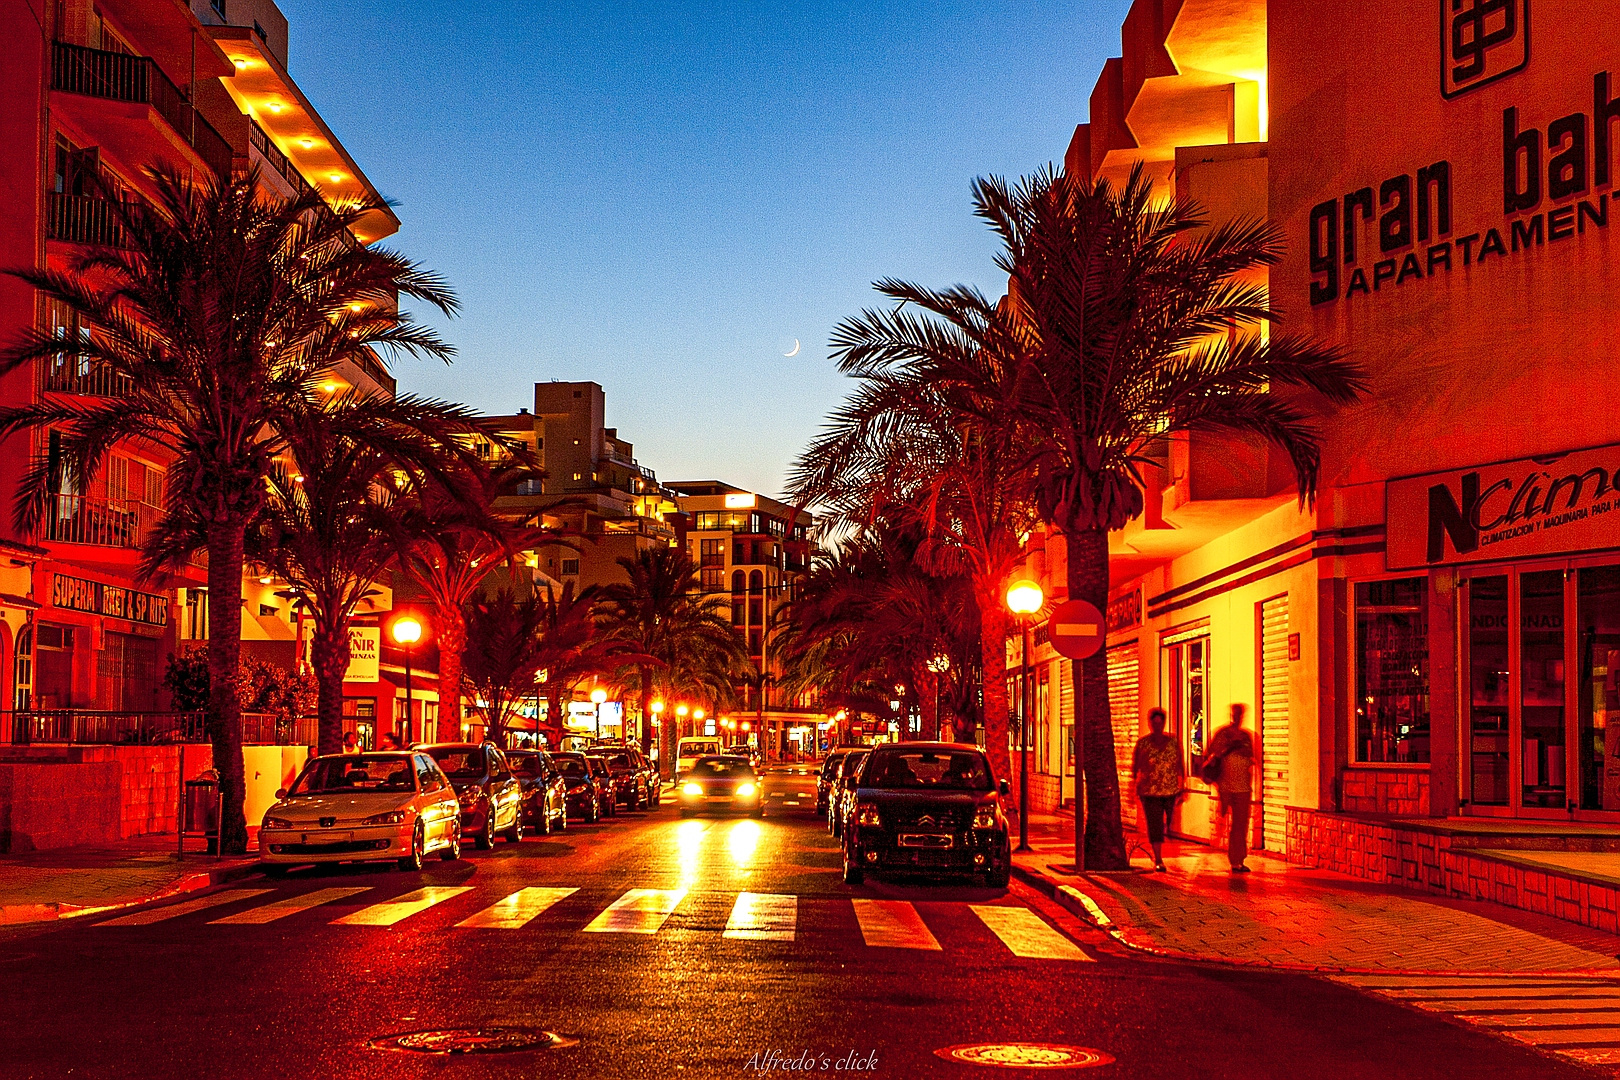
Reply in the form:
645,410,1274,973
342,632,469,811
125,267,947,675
1107,644,1140,826
1259,595,1291,851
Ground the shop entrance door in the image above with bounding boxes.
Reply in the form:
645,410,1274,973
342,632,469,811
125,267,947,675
1258,595,1290,851
1461,562,1620,820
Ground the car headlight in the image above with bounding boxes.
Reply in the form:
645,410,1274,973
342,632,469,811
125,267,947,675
856,802,880,826
362,810,408,826
972,806,998,829
262,815,292,830
736,782,757,797
682,782,703,796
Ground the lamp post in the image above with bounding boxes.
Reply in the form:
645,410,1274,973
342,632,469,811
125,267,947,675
1006,579,1044,853
926,654,950,740
650,699,665,774
590,687,608,742
391,615,423,745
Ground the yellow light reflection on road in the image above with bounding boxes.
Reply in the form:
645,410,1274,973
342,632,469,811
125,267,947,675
729,819,761,870
675,818,708,889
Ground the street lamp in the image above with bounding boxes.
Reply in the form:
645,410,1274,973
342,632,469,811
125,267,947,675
927,654,950,741
391,615,422,745
1005,579,1044,853
590,686,608,741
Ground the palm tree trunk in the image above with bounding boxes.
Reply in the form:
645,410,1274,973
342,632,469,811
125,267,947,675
436,607,466,742
978,594,1012,787
205,519,248,854
1065,526,1129,870
638,665,654,757
310,618,349,756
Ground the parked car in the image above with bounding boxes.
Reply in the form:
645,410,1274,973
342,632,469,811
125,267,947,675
815,747,865,816
676,737,723,778
841,742,1010,887
678,755,763,818
506,749,568,835
553,752,606,823
420,741,524,848
827,749,869,838
597,747,655,810
583,752,620,818
638,747,663,806
259,751,461,873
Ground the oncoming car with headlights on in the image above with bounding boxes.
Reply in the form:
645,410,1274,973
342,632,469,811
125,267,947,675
677,756,763,818
258,752,461,874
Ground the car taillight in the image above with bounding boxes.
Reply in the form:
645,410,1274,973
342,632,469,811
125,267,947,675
856,803,880,827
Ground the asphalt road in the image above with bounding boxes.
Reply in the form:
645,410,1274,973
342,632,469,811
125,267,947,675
0,768,1600,1080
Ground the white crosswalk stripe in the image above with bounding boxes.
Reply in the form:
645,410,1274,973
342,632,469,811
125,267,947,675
332,886,473,927
851,899,940,950
1338,973,1620,1069
210,887,370,925
724,892,796,940
970,904,1092,961
456,887,579,929
97,889,274,926
583,888,688,934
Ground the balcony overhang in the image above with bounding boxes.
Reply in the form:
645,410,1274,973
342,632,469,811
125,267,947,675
97,0,234,85
49,92,215,190
208,26,399,243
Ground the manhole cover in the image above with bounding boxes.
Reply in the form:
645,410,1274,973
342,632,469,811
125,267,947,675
368,1027,577,1055
935,1043,1114,1069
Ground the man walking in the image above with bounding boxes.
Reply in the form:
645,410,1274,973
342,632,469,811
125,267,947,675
1202,703,1255,873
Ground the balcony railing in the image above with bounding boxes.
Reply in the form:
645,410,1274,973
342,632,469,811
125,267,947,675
43,494,156,549
351,348,396,396
42,356,133,398
249,119,311,197
52,41,234,181
5,710,308,746
45,192,144,248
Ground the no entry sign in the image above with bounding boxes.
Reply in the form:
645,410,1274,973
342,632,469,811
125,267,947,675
1047,600,1104,660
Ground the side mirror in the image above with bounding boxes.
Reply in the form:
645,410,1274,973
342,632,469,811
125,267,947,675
998,779,1010,796
274,788,286,799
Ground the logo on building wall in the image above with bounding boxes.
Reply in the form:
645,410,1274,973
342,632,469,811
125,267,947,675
1442,0,1529,99
50,574,169,627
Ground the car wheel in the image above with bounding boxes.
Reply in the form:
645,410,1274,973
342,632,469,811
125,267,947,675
505,813,524,843
587,800,599,823
556,806,568,832
842,843,864,885
440,824,462,862
751,804,764,820
476,813,495,850
538,804,553,836
987,863,1010,888
398,822,425,872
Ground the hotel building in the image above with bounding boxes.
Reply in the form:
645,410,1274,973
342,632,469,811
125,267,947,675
1020,0,1620,901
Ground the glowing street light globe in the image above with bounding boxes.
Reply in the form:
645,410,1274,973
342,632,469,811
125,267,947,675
694,708,706,721
391,616,423,645
590,688,608,705
675,704,689,717
650,700,665,714
1005,580,1044,615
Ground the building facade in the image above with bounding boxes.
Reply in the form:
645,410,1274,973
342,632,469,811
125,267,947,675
1027,0,1620,862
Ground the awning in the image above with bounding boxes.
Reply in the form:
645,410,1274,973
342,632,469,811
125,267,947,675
0,593,40,611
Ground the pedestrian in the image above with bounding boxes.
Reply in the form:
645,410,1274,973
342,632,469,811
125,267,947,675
1131,707,1183,872
341,731,360,755
380,731,402,750
1201,703,1255,873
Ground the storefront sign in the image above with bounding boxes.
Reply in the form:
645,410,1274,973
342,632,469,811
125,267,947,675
50,574,168,627
346,627,379,682
1387,443,1620,568
1106,586,1142,635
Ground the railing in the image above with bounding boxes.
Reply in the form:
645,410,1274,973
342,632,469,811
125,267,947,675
350,348,396,396
5,710,310,746
43,494,155,549
42,355,133,398
249,119,312,197
52,41,234,181
45,192,142,248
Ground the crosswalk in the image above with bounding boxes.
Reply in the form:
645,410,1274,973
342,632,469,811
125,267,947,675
1337,973,1620,1068
92,881,1094,961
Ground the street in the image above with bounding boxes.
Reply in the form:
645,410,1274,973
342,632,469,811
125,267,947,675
0,769,1597,1080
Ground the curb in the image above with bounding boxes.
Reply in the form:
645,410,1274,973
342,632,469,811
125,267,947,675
1010,862,1620,980
0,861,261,926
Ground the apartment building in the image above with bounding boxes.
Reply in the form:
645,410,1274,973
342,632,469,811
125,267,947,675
0,0,398,724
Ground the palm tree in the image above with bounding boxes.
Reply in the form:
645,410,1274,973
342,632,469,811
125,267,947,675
461,584,558,746
596,547,752,758
0,167,458,852
395,459,562,741
788,280,1034,782
529,580,640,747
975,164,1365,868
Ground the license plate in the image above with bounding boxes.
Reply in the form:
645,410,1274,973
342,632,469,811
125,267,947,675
706,796,732,804
898,833,953,849
303,831,351,844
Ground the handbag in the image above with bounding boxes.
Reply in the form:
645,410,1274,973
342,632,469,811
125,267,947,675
1199,751,1224,785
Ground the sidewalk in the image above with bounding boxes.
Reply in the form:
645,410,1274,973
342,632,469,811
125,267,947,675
0,836,260,925
1011,812,1620,976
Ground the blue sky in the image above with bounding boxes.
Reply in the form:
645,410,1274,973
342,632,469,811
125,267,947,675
277,0,1129,497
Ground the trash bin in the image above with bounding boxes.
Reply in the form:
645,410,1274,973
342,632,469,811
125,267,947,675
184,773,221,852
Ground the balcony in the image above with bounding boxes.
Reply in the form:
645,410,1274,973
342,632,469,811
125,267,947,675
51,41,234,182
43,494,156,549
249,119,311,197
45,192,143,248
42,356,133,398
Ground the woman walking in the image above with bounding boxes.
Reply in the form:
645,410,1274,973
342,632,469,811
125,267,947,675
1202,704,1256,873
1131,708,1183,872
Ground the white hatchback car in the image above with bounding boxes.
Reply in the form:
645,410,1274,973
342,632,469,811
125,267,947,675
259,751,462,874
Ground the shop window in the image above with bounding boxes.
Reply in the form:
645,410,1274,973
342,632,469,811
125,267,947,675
1036,665,1051,775
1520,570,1566,809
1161,629,1209,776
1354,578,1431,763
1578,566,1620,810
34,624,74,709
1467,575,1510,805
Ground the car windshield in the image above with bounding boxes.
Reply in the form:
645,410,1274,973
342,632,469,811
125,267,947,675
289,755,417,795
555,758,589,780
864,750,991,791
689,757,756,779
427,747,486,778
842,753,868,783
508,754,542,777
822,754,845,777
606,753,633,769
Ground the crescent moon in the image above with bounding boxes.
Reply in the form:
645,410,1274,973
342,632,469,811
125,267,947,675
784,339,800,357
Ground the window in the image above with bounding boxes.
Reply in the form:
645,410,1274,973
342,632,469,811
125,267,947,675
730,570,745,594
748,598,763,625
258,603,278,617
749,570,763,594
700,539,724,567
1354,578,1431,763
561,558,579,576
211,0,227,18
1161,629,1209,776
748,628,763,655
1036,665,1051,775
700,568,725,593
732,599,744,626
13,625,32,710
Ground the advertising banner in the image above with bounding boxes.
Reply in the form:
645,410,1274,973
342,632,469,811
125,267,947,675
345,627,380,682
